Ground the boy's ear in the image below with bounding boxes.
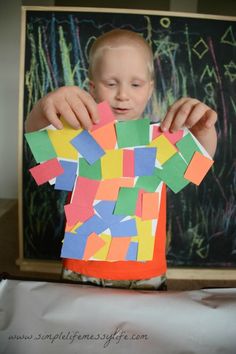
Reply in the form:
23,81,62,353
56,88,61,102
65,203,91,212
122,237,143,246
89,81,95,98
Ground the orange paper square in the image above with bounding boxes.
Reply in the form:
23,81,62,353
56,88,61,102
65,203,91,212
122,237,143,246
83,233,106,260
142,192,159,220
90,123,117,150
107,237,131,261
96,178,134,200
184,151,214,185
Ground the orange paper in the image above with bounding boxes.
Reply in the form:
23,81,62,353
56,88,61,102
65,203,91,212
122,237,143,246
184,151,214,185
95,178,134,200
90,123,117,150
83,233,106,260
107,237,131,261
142,192,159,220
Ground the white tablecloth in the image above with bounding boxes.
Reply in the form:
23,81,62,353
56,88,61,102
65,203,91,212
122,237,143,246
0,279,236,353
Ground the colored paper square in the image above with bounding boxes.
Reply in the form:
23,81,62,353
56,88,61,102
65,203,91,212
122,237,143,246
47,118,81,160
72,177,99,206
134,147,156,176
25,130,57,163
29,158,64,185
93,234,112,260
110,219,137,237
83,233,106,260
149,134,177,165
142,192,159,220
152,125,184,144
61,232,87,260
123,149,134,177
90,123,117,150
135,189,144,217
184,151,214,185
135,168,162,192
94,201,125,224
91,101,115,131
70,130,105,164
159,153,189,193
114,187,139,215
55,160,77,191
107,237,131,261
115,118,150,148
176,133,201,163
74,214,109,237
126,242,138,261
64,203,94,227
101,150,123,179
95,178,134,201
79,158,101,180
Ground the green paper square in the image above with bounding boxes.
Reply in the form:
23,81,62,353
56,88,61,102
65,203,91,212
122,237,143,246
135,168,162,192
25,130,57,163
79,158,101,180
114,187,139,215
159,153,190,193
176,133,201,164
115,118,150,148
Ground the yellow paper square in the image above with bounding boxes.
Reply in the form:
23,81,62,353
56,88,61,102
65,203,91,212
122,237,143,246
101,150,123,179
93,234,111,260
135,217,155,261
149,134,177,165
48,118,82,160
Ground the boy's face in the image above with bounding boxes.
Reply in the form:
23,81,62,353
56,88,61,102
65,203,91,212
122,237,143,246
89,45,154,120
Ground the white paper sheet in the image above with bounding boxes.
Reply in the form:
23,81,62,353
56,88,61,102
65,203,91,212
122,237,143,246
0,279,236,354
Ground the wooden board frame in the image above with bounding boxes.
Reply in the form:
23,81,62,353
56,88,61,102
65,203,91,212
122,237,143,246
17,6,236,281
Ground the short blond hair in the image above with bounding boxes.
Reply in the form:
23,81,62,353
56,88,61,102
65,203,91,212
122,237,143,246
88,29,154,80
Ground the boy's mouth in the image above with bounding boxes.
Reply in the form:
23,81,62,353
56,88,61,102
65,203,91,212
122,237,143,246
112,107,130,115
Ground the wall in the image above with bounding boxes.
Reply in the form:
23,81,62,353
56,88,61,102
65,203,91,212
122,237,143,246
0,1,21,199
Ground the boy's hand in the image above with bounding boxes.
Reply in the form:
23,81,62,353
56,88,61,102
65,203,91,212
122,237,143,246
160,97,217,133
160,97,217,157
25,86,100,132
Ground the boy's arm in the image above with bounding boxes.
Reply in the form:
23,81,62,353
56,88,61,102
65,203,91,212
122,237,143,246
25,86,99,132
160,97,217,157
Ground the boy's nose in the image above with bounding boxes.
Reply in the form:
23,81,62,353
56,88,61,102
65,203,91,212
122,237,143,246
116,85,129,100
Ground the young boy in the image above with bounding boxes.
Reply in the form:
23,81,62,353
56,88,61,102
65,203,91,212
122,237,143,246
25,29,217,290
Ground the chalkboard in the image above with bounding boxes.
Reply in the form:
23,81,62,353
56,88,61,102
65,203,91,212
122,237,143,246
19,7,236,274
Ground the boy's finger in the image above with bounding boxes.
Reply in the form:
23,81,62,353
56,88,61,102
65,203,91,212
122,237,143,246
204,109,217,128
161,97,189,131
56,101,81,129
76,90,100,124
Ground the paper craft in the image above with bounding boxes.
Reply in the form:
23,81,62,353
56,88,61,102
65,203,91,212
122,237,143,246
90,123,117,150
176,133,202,163
71,130,105,164
29,158,64,185
25,130,57,163
25,101,214,263
184,151,214,185
114,187,140,215
142,192,159,220
134,147,156,176
107,237,131,261
83,233,106,260
123,150,134,177
79,158,102,180
91,101,115,131
55,160,77,191
47,118,81,160
116,118,150,148
152,125,184,144
159,153,189,193
150,134,177,165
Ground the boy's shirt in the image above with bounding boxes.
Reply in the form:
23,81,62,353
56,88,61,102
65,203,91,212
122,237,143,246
63,184,167,280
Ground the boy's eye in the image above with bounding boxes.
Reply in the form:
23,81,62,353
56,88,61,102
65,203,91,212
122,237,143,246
106,81,116,87
132,83,141,87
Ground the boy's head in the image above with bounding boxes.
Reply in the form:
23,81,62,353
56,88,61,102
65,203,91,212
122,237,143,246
88,29,154,121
